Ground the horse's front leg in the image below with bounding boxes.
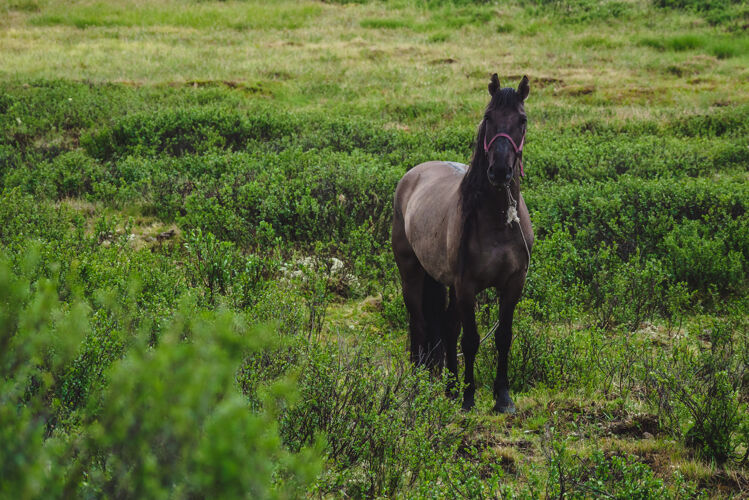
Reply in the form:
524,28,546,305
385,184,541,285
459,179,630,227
456,287,478,410
493,285,522,414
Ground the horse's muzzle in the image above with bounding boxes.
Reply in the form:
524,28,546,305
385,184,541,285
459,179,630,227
487,166,513,187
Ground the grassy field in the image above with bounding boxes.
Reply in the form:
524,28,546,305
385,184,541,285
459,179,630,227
1,0,748,498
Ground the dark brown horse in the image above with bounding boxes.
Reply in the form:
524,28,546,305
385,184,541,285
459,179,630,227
392,74,533,413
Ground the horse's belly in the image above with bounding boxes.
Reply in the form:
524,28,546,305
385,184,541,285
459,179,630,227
404,217,454,283
396,161,463,286
404,207,460,285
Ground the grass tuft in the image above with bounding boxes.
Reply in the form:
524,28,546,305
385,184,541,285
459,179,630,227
641,34,749,59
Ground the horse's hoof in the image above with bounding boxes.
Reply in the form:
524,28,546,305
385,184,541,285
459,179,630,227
492,403,516,414
461,397,475,411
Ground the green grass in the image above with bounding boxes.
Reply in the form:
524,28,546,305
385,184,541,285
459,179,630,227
27,0,323,30
360,17,414,29
1,0,746,113
641,33,749,59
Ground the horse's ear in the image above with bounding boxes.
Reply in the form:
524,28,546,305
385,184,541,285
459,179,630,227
517,75,530,101
488,73,500,96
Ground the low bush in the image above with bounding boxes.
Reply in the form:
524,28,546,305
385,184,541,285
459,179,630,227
529,176,748,295
641,314,748,463
652,0,749,27
507,320,584,393
4,150,109,200
280,344,466,497
587,247,671,330
0,255,321,498
541,439,698,498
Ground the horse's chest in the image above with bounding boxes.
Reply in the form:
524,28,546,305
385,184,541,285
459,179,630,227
470,231,527,288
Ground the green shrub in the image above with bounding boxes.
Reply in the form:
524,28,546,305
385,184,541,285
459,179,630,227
71,305,321,498
155,149,402,248
381,281,409,329
0,255,87,499
662,219,746,294
503,318,585,393
537,419,701,498
528,131,747,183
0,188,71,249
0,80,132,152
5,150,110,200
529,176,748,295
587,247,670,331
0,253,322,498
280,344,465,497
184,228,239,302
548,447,695,498
641,315,748,463
652,0,749,27
527,0,635,23
523,226,584,322
80,105,421,162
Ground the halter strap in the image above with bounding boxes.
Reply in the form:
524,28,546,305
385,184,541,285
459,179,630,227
483,131,525,177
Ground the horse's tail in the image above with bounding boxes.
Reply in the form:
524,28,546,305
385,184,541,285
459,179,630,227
422,273,446,368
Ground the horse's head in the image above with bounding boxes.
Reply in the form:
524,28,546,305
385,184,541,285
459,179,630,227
483,74,529,188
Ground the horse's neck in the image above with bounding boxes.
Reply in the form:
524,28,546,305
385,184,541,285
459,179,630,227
481,181,520,217
460,157,522,225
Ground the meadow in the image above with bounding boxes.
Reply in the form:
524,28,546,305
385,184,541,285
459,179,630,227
1,0,748,497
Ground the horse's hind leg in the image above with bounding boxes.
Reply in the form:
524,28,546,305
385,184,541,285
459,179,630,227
397,258,428,364
422,274,447,371
392,226,428,365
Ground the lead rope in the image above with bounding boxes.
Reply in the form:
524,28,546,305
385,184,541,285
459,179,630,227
506,184,531,272
458,184,531,356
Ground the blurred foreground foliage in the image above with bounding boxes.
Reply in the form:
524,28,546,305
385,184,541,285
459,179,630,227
0,252,321,499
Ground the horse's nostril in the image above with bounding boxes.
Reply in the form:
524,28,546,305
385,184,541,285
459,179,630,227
488,170,495,181
505,170,513,181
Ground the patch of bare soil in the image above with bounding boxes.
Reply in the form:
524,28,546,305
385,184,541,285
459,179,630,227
628,449,676,480
546,399,628,427
504,75,564,89
607,413,661,438
554,84,595,97
429,58,457,65
457,422,534,476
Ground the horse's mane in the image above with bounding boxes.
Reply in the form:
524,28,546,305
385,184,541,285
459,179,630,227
458,87,521,274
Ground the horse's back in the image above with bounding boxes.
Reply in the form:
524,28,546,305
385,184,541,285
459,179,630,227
393,161,464,284
394,161,464,211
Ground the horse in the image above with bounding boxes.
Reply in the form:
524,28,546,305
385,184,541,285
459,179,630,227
391,73,533,413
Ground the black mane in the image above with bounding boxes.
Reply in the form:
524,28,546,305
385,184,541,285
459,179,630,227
488,87,521,110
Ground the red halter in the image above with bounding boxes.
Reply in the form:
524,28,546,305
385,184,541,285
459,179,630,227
483,132,525,177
